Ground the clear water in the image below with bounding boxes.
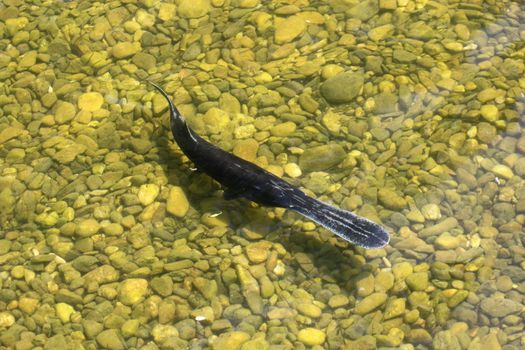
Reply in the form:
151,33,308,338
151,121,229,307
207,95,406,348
0,0,524,349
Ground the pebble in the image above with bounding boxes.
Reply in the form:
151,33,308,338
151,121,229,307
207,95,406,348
212,331,250,350
118,279,148,305
421,203,441,220
479,297,523,317
378,188,407,210
78,92,104,112
55,303,75,323
75,219,101,237
54,101,77,124
166,186,190,217
96,329,125,350
178,0,211,18
299,144,346,171
274,15,306,44
355,292,387,315
138,183,160,206
297,328,326,346
320,71,364,104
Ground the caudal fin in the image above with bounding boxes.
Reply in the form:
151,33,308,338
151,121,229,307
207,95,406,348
291,197,390,249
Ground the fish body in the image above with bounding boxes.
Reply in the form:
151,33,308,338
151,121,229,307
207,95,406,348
148,81,390,249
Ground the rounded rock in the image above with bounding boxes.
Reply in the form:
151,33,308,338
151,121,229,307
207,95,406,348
78,92,104,112
297,328,326,346
119,279,148,305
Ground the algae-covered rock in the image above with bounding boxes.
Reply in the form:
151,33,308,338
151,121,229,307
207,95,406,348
320,71,364,104
299,144,346,171
297,328,326,346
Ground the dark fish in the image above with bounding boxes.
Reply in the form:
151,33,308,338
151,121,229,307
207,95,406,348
147,81,390,249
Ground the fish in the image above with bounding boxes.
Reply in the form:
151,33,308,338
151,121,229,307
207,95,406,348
147,81,390,249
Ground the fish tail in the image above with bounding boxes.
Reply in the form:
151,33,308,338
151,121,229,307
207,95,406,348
145,80,198,143
291,196,390,249
145,80,186,123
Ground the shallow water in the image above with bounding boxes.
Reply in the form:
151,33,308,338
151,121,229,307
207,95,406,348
0,0,524,349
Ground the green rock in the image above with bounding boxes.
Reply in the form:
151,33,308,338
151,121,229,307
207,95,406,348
407,22,435,40
298,94,319,113
270,122,296,137
274,15,306,44
212,331,250,350
119,278,148,305
393,49,417,63
0,239,12,255
433,330,461,350
299,144,346,171
479,297,523,317
368,24,394,42
374,92,398,114
72,255,98,273
52,143,87,164
75,219,100,237
96,329,125,350
54,101,76,124
500,58,524,79
55,303,75,323
130,138,153,154
434,303,450,325
383,298,405,320
55,289,83,305
320,71,364,104
296,302,322,318
151,276,173,297
44,334,68,350
406,272,429,291
375,271,394,292
82,320,103,339
355,292,387,315
178,0,211,18
328,294,349,308
297,328,326,346
121,319,140,338
0,324,26,346
112,42,140,59
378,188,407,210
240,337,269,350
132,52,156,70
347,0,379,21
480,105,499,122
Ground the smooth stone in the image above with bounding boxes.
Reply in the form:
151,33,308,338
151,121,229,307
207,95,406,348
112,42,140,59
405,272,429,291
480,105,499,122
55,101,77,124
299,144,346,171
55,303,75,323
138,184,160,206
119,279,148,305
355,292,387,315
320,71,364,104
78,92,104,112
297,328,326,346
245,241,271,263
421,203,441,220
166,186,190,217
378,188,407,210
178,0,211,18
75,219,100,237
96,329,125,350
212,331,250,350
274,15,306,44
480,297,523,317
296,302,322,318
